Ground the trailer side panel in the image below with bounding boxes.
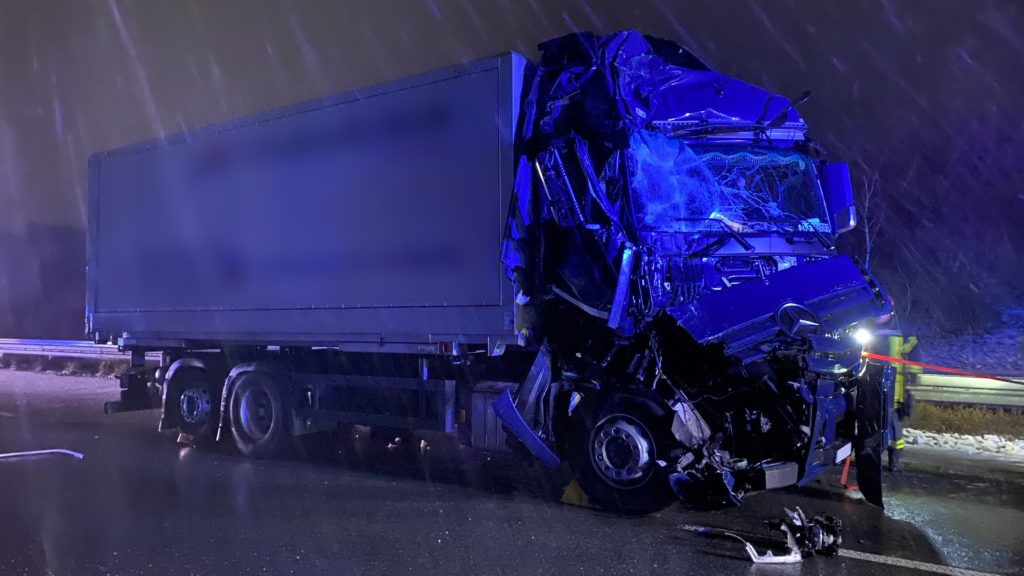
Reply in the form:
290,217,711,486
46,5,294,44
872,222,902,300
87,54,524,347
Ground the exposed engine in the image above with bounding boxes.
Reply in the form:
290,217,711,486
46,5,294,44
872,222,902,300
642,251,804,308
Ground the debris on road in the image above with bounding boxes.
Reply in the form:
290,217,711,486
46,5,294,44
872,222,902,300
680,506,842,564
768,507,842,558
0,448,84,461
725,532,801,564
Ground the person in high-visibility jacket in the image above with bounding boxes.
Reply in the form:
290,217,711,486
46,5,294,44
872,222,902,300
884,331,921,473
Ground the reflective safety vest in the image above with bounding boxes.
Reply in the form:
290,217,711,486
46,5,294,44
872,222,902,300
887,335,921,404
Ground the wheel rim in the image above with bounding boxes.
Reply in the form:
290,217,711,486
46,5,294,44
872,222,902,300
179,386,211,426
590,414,655,488
238,385,274,441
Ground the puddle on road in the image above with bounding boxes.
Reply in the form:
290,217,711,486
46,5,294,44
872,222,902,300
884,479,1024,574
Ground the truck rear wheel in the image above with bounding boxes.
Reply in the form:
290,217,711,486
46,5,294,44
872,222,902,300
167,367,218,441
562,392,676,515
229,372,292,458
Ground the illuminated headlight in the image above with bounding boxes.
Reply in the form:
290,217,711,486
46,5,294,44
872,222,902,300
852,327,874,346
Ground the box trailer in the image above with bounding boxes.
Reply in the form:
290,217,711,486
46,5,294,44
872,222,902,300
89,54,525,350
90,31,895,515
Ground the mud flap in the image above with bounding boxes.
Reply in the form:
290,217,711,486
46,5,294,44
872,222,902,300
854,437,884,507
105,367,159,414
853,365,893,507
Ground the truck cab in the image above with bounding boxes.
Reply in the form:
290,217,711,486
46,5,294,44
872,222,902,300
500,31,893,513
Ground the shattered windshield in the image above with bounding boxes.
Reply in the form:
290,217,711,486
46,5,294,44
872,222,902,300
627,131,829,233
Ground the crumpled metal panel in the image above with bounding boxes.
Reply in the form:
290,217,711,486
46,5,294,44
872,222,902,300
523,31,804,146
502,31,817,321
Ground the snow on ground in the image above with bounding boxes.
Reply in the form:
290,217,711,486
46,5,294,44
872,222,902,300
921,308,1024,373
906,427,1024,458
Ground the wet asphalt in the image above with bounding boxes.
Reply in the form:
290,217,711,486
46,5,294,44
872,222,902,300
0,371,1021,576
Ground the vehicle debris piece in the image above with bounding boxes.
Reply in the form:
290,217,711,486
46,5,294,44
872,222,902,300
726,533,802,564
770,506,842,558
0,448,84,460
681,506,841,564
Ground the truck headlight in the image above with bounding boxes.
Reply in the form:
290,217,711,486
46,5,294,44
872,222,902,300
852,327,874,346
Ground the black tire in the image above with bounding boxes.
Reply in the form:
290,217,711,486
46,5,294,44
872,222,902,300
229,371,293,458
167,367,218,440
561,391,676,515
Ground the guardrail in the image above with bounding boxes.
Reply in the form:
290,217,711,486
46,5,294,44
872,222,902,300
911,373,1024,409
0,339,158,361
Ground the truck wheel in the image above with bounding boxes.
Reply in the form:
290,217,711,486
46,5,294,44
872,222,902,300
229,372,292,458
562,392,676,515
168,367,218,441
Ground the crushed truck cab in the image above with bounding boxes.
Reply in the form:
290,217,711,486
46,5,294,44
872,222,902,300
499,31,893,512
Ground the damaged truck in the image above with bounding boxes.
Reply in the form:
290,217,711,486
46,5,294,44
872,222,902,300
89,31,893,514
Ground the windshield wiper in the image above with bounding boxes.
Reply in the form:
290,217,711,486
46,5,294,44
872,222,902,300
772,215,834,249
674,218,754,256
663,123,760,138
757,90,812,128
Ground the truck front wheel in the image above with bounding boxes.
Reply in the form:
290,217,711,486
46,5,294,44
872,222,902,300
229,372,292,458
562,392,676,515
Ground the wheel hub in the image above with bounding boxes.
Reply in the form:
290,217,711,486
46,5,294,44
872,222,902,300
179,387,211,425
590,416,653,487
238,386,273,440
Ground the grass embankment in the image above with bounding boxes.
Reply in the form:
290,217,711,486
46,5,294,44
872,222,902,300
0,353,122,377
909,403,1024,438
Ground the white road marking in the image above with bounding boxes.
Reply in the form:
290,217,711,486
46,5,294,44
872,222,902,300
840,549,998,576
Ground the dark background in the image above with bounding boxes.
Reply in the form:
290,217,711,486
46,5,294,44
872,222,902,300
1,0,1021,338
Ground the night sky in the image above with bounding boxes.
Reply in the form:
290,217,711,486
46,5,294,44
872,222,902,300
1,0,1022,337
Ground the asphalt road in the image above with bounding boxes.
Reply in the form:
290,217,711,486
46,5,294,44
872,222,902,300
0,371,1021,576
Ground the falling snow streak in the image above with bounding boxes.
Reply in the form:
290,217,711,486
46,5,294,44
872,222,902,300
106,0,164,138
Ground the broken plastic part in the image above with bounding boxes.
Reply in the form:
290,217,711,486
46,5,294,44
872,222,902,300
535,148,584,227
680,505,842,564
567,391,583,416
492,390,560,471
607,243,635,330
768,507,843,558
670,396,711,448
727,533,802,564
